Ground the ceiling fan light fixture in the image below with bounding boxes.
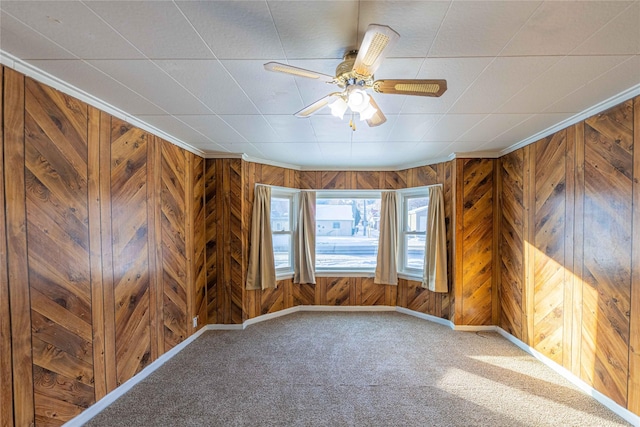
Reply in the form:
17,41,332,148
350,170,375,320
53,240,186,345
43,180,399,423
329,97,349,119
346,87,370,113
358,103,378,121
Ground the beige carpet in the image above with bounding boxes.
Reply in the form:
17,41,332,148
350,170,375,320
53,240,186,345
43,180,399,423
84,312,630,426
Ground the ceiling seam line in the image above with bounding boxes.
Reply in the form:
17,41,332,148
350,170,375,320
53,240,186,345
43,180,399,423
424,0,546,144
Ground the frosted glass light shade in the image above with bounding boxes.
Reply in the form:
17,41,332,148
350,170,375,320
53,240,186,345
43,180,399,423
329,98,349,119
346,88,370,113
359,103,377,121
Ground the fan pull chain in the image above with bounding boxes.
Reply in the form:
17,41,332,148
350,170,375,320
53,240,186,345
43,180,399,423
349,112,356,131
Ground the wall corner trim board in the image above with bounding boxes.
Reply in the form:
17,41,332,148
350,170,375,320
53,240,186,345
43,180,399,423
63,307,637,427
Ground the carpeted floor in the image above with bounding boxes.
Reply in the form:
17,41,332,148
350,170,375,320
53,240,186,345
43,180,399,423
84,312,630,426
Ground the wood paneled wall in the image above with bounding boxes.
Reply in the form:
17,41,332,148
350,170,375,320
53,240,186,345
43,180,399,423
1,67,206,426
498,97,640,413
206,162,458,323
454,158,495,326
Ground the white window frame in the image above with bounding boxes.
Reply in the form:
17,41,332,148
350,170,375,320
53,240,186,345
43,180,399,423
270,187,297,277
398,186,431,279
315,190,382,276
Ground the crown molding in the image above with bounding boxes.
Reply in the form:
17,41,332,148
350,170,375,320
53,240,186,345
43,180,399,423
0,50,206,158
500,83,640,157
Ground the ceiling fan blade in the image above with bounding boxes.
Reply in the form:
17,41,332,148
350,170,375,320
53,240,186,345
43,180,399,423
373,79,447,97
295,93,341,118
366,96,386,127
264,62,335,83
352,24,400,76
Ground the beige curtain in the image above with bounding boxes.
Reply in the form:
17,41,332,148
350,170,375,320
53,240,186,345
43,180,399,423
423,185,448,292
294,191,316,284
246,185,276,290
375,191,399,285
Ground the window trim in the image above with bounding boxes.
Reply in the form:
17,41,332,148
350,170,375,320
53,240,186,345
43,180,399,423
270,187,297,277
398,186,432,280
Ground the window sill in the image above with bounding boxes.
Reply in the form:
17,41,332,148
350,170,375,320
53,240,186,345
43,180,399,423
398,272,423,282
276,272,294,281
315,270,375,278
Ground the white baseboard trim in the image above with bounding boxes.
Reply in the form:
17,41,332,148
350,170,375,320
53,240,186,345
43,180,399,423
65,307,639,426
64,325,211,427
243,306,301,328
495,327,640,427
300,305,396,312
206,323,244,331
395,307,453,328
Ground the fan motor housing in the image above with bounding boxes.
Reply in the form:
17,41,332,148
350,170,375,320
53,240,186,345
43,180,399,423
335,50,373,88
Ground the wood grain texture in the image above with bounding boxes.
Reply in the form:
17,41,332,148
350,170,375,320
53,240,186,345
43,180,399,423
161,141,187,350
581,101,633,406
205,159,217,324
292,283,315,306
0,66,15,427
532,131,567,365
146,136,163,362
522,146,535,346
357,277,386,306
191,154,207,330
98,112,117,394
109,118,151,386
229,159,244,324
499,151,524,339
629,96,640,415
460,159,493,325
299,171,320,190
384,170,407,189
563,125,576,370
4,68,35,427
321,171,346,189
320,277,353,305
442,161,453,320
571,122,586,377
87,106,106,401
408,164,439,187
356,171,382,189
25,77,94,425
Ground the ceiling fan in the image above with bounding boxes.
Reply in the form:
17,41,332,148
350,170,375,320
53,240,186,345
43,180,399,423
264,24,447,129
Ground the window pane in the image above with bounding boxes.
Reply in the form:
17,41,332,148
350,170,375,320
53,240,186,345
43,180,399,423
405,235,425,270
271,197,290,232
406,196,429,232
316,198,380,269
273,233,291,270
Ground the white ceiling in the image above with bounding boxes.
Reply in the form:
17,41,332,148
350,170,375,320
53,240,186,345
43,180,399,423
1,0,639,169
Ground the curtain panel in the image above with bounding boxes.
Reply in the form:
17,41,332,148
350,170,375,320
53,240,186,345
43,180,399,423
294,191,316,284
423,185,448,292
375,191,399,285
246,185,277,290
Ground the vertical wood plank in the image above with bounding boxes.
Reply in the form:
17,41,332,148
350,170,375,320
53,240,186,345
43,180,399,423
146,135,163,359
205,159,217,323
25,78,94,424
453,159,463,324
572,123,585,377
161,141,187,349
629,96,640,414
0,65,15,427
191,154,207,329
110,119,151,386
4,68,35,427
185,153,194,336
88,106,106,401
522,146,535,346
98,111,117,393
492,159,501,325
563,125,576,370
